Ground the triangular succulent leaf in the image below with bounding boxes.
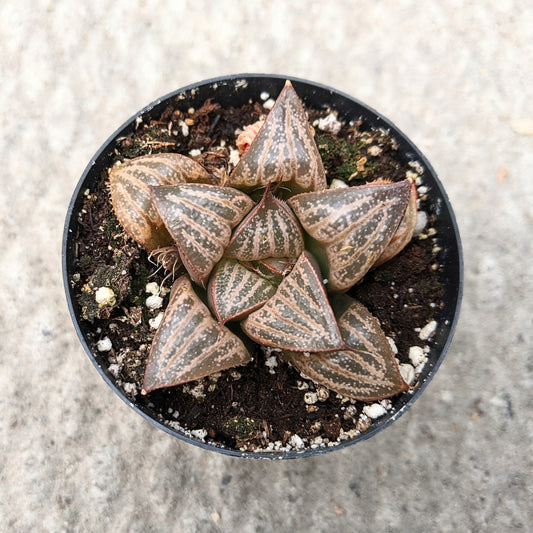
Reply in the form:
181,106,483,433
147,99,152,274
288,180,411,291
151,184,254,286
230,81,327,197
283,297,409,400
207,258,277,324
225,186,304,261
242,251,344,352
142,276,251,392
109,153,211,251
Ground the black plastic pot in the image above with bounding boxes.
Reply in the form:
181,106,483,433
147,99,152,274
63,74,463,459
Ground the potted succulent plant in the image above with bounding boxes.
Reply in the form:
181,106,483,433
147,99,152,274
63,74,462,458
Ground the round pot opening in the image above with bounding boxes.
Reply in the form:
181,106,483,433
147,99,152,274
63,74,463,459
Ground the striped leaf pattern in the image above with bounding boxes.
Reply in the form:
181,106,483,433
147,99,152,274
151,184,254,286
225,187,304,261
109,153,211,251
143,276,251,393
283,297,409,400
230,81,327,197
207,258,277,324
288,180,411,292
242,251,344,352
373,180,418,267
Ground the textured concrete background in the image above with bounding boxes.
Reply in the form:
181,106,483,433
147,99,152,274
1,1,532,531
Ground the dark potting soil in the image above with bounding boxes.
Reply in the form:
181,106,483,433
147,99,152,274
71,96,443,452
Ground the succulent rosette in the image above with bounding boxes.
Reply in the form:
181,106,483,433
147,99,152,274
108,81,418,401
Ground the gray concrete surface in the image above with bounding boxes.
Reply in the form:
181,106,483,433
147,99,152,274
1,1,532,531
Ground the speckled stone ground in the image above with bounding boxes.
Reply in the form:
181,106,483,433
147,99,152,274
1,1,532,532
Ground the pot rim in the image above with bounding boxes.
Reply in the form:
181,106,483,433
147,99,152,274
63,73,463,459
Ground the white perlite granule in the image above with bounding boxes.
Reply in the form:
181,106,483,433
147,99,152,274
108,363,120,377
95,287,116,308
414,211,428,236
265,355,278,373
304,392,318,405
149,312,163,329
289,434,305,449
363,403,387,419
409,346,426,367
330,178,349,189
399,363,416,385
190,429,208,440
419,320,437,340
317,112,342,134
122,382,138,396
96,337,112,352
146,294,163,310
367,145,382,156
145,282,160,295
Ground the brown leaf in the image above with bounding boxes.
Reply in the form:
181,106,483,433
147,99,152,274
142,276,251,393
289,180,411,291
109,153,212,251
283,297,409,400
230,81,327,197
151,184,254,286
207,258,277,324
242,251,344,352
225,186,304,261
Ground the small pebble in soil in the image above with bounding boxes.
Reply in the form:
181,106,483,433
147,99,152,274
316,385,330,402
97,336,112,352
146,294,163,310
297,380,309,390
95,287,116,307
343,405,358,421
191,429,208,441
304,392,319,405
363,403,387,419
317,112,342,135
149,312,163,329
145,282,160,295
409,346,426,367
355,416,372,432
399,363,416,385
419,320,437,340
